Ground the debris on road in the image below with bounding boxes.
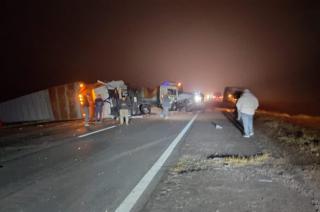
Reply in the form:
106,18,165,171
215,124,223,129
130,115,144,119
211,121,223,129
258,179,273,183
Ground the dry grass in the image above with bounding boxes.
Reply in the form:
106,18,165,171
224,153,270,167
257,110,320,130
172,156,212,174
172,153,270,174
257,113,320,156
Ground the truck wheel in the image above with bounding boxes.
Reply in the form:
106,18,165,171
184,100,191,112
140,104,151,114
171,103,177,111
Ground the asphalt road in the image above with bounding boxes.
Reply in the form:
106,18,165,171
0,113,196,212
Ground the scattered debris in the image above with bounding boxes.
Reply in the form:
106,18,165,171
97,171,105,176
207,152,264,160
216,124,223,129
211,121,223,129
130,115,144,119
258,179,273,183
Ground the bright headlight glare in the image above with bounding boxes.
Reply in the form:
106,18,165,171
194,95,202,103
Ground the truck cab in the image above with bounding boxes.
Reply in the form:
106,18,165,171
159,81,179,106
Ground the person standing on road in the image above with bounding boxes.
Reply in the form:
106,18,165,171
83,92,91,127
236,89,259,138
132,96,138,115
119,96,130,125
162,94,171,119
94,94,104,123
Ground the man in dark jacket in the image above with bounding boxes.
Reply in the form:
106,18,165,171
94,94,104,122
119,96,130,125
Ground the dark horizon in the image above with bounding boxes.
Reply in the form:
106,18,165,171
2,0,320,115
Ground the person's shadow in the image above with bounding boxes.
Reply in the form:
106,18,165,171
221,110,244,135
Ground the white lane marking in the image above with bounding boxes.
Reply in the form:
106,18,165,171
78,125,117,138
114,113,198,212
103,135,176,164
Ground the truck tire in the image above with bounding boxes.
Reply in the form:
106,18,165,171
171,103,177,111
140,104,151,114
184,100,191,112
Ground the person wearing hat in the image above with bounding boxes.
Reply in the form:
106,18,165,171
236,89,259,138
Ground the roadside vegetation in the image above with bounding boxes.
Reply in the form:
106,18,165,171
172,153,270,174
256,112,320,160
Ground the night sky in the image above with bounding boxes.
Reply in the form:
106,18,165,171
2,1,320,115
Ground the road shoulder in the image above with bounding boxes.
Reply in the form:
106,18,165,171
142,110,317,212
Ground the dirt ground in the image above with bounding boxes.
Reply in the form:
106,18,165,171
142,109,320,212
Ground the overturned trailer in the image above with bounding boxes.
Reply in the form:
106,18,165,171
0,79,157,124
0,82,83,123
0,79,153,124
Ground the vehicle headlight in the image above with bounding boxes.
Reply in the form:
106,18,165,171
194,94,202,103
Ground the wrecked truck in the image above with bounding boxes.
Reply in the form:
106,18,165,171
137,81,180,112
172,91,205,111
139,81,204,112
95,80,151,117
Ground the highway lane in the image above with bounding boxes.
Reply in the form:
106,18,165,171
0,113,195,212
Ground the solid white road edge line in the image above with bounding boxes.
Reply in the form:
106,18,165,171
114,113,199,212
78,125,117,138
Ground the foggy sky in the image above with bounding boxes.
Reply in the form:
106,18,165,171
2,1,320,115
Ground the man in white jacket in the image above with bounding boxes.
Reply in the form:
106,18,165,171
236,89,259,138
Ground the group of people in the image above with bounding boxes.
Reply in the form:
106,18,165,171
81,89,259,138
82,92,130,127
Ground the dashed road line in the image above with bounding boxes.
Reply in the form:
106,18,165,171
78,125,117,138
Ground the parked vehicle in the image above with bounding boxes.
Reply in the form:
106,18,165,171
223,86,245,107
173,91,205,111
135,81,180,111
213,92,223,102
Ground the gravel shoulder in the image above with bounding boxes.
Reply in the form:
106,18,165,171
143,109,320,212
